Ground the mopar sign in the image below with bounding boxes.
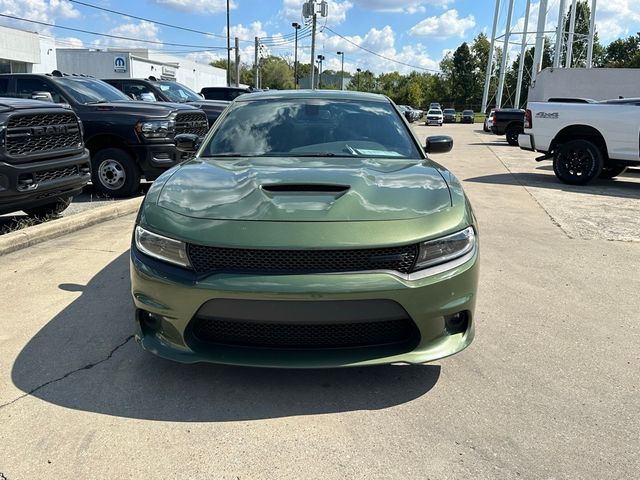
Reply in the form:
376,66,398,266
114,56,127,72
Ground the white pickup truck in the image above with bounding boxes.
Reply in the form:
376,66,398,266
518,98,639,185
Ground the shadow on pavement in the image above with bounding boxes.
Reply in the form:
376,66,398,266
12,252,440,422
466,142,512,147
465,171,640,199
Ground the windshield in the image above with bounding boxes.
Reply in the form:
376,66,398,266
55,77,130,104
428,110,440,115
463,110,474,115
157,81,202,102
202,98,422,159
444,109,455,114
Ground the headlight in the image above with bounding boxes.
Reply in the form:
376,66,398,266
135,119,175,139
414,226,475,270
135,226,191,267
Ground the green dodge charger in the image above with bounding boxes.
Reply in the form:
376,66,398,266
130,90,479,368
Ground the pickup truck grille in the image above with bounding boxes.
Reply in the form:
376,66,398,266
34,165,79,183
175,112,209,137
5,112,82,158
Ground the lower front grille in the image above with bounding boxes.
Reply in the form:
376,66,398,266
34,166,79,183
191,317,418,349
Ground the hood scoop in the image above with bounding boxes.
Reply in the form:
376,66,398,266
261,183,350,195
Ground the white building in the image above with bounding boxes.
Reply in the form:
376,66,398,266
56,48,226,91
0,24,57,73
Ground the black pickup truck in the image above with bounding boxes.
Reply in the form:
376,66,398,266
0,72,209,197
0,98,90,217
491,109,525,146
102,77,229,127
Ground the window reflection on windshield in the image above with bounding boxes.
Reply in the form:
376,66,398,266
202,99,421,159
56,78,130,104
157,81,201,102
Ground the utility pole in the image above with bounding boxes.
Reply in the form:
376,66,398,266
337,51,344,90
496,0,515,108
292,22,301,88
531,0,549,84
565,0,578,67
226,0,230,87
254,36,259,89
586,0,597,67
481,0,501,114
515,0,531,108
304,1,327,90
234,37,240,87
356,68,361,90
553,0,567,67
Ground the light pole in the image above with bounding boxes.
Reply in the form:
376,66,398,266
336,51,344,90
226,0,230,87
317,54,325,89
356,68,361,90
292,22,301,89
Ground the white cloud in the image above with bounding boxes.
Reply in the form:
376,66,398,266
281,0,353,26
56,36,83,48
409,9,476,39
594,0,640,42
151,0,235,14
93,21,162,49
350,0,452,14
0,0,79,33
225,21,267,40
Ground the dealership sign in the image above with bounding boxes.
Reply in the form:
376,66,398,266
114,56,127,72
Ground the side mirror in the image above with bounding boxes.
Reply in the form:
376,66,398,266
174,133,201,153
32,91,54,102
425,135,453,154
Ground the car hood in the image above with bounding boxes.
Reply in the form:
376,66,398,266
155,157,452,222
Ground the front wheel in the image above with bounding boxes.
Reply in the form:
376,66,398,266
506,125,523,146
91,148,141,197
553,139,604,185
599,165,627,179
23,196,72,219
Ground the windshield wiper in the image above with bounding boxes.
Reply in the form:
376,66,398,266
86,100,109,104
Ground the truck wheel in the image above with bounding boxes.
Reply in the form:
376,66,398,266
23,197,71,219
553,139,604,185
598,166,627,179
91,148,141,197
506,125,523,146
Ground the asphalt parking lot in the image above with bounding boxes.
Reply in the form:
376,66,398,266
1,124,638,479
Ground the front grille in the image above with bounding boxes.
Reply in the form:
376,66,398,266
5,112,82,157
191,317,418,349
34,166,79,183
187,243,419,275
175,112,209,137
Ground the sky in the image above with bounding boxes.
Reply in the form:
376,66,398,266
1,0,639,75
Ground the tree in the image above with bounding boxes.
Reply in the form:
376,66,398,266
259,56,295,90
604,34,640,67
451,42,475,107
560,0,605,67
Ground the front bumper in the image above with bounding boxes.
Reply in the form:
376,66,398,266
0,149,91,215
128,143,195,180
130,244,479,368
426,118,443,125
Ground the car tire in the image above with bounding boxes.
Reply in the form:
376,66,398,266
91,148,141,197
23,196,72,219
598,165,628,179
483,124,489,132
553,139,604,185
506,125,523,146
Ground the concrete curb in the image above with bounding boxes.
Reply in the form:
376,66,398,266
0,197,143,256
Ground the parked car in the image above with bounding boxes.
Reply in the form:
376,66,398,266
520,98,640,184
130,90,479,367
490,109,525,145
483,110,495,132
443,108,457,123
429,102,441,110
460,110,475,124
425,109,443,126
397,104,415,123
0,71,209,197
103,77,229,127
0,98,91,217
200,86,252,101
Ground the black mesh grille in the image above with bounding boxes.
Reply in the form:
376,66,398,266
34,166,79,183
187,244,419,275
175,112,209,137
5,112,82,157
191,317,418,349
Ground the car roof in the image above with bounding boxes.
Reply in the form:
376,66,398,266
234,89,390,103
